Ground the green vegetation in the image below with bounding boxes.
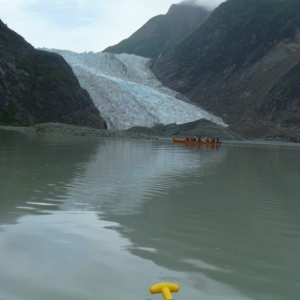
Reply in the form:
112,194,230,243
35,124,44,132
0,102,24,126
103,5,210,58
104,19,171,58
271,116,277,122
268,62,300,99
1,19,105,128
0,20,32,59
172,0,300,76
283,117,300,125
162,23,203,56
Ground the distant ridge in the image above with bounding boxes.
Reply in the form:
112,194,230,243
103,3,210,58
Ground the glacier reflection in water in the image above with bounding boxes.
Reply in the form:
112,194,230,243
0,131,300,300
61,138,226,214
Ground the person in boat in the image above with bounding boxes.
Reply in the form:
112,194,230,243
198,136,203,142
211,137,216,143
205,137,210,143
216,136,220,143
185,135,190,141
191,136,196,141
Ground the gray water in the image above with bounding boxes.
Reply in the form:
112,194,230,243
0,130,300,300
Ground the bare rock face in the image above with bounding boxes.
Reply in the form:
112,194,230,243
0,20,107,129
103,3,210,58
151,0,300,138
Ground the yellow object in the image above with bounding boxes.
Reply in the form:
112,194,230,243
149,282,180,300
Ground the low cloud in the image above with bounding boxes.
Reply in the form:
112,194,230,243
180,0,225,11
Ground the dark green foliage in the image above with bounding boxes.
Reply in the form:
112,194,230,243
161,23,204,56
283,117,300,125
151,0,300,137
166,0,300,81
0,19,106,128
103,4,210,58
256,61,300,116
268,62,300,99
0,102,24,126
104,19,171,58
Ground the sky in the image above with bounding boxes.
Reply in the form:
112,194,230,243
0,0,225,53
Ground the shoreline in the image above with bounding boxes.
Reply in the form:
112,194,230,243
0,123,298,145
0,123,160,140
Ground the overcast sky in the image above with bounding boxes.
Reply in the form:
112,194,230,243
0,0,225,53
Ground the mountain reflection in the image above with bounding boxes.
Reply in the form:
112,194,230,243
95,143,300,300
58,137,226,214
1,131,300,299
0,130,100,227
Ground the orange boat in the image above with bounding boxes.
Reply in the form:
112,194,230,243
172,137,221,145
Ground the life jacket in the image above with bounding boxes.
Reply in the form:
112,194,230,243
198,137,203,142
186,136,190,141
191,136,196,141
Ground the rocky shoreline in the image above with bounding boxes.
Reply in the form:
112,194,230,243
1,121,297,143
0,120,242,141
0,123,159,140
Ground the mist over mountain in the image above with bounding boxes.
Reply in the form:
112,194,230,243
180,0,225,11
103,2,210,58
151,0,300,138
0,20,106,128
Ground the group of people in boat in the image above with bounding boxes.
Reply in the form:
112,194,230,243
185,136,220,143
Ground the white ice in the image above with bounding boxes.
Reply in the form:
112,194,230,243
44,49,227,129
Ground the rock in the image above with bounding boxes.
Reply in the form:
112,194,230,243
151,0,300,139
103,3,210,59
128,119,244,141
13,123,158,140
0,20,106,129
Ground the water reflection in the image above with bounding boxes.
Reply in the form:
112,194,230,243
1,131,300,300
100,143,300,300
60,139,299,300
58,137,226,214
0,130,100,227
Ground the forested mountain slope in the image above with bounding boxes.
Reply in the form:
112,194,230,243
103,3,210,59
152,0,300,138
0,20,106,128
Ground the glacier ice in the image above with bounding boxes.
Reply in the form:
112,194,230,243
44,49,227,129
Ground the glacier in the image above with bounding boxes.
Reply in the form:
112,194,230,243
44,49,227,129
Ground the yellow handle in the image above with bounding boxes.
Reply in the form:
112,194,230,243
149,282,180,300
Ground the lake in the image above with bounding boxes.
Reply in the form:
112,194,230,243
0,129,300,300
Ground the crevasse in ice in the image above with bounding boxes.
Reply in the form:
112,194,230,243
45,49,227,129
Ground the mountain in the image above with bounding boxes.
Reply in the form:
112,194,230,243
0,20,106,128
103,2,210,58
151,0,300,138
44,49,227,130
128,119,243,140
